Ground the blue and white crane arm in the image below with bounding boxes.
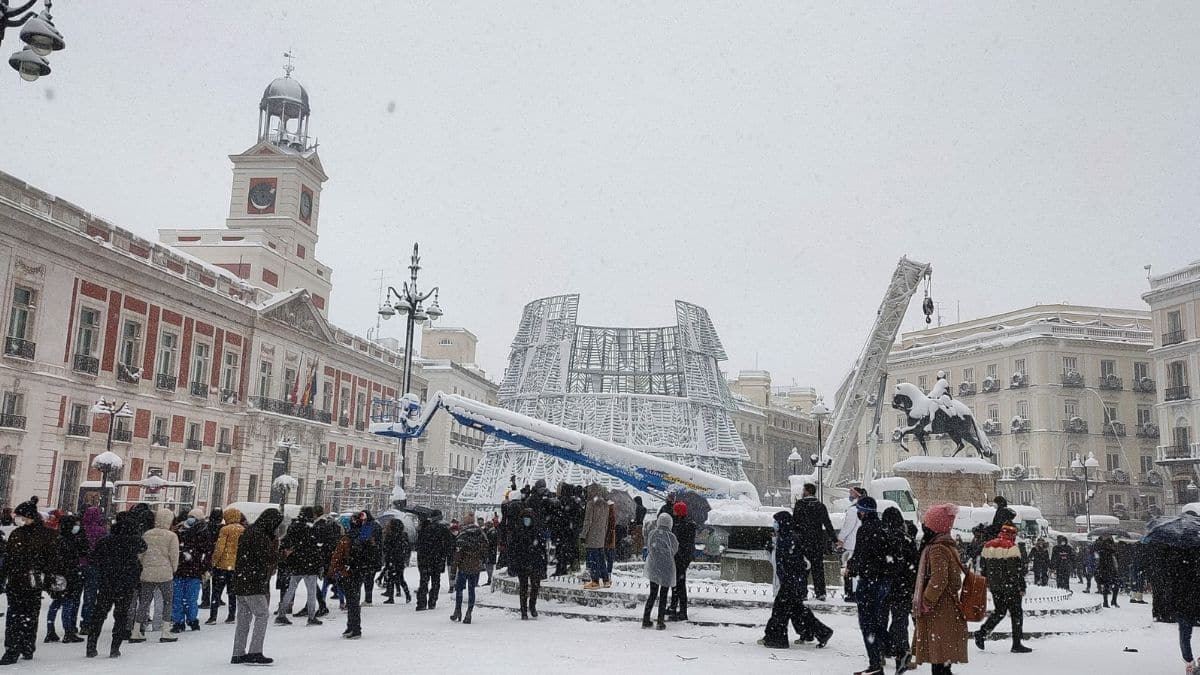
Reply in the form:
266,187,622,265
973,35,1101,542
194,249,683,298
371,392,760,504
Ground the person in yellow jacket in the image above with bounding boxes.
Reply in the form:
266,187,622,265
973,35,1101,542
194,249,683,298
206,508,244,625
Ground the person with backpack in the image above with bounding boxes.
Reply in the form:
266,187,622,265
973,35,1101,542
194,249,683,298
912,503,968,675
84,511,146,659
974,524,1032,653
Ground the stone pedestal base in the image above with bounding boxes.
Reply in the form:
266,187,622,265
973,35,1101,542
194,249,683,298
720,550,774,583
893,456,1001,516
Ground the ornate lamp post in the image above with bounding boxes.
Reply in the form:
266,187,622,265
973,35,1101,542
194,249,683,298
2,0,65,82
91,398,132,515
378,243,442,507
1071,452,1099,537
810,398,831,503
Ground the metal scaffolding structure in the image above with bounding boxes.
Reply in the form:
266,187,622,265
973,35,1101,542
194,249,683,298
459,295,750,505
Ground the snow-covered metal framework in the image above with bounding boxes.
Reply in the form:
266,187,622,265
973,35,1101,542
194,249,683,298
823,257,932,489
455,295,750,505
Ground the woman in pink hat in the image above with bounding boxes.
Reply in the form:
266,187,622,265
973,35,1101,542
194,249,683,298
911,503,968,675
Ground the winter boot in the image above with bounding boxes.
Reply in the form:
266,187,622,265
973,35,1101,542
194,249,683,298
127,625,146,644
85,646,98,659
61,631,83,644
0,652,17,665
307,617,323,626
188,620,200,631
520,596,528,620
159,630,177,643
529,596,538,619
275,615,293,626
450,603,462,622
656,620,666,630
816,626,834,648
43,625,59,643
404,589,412,604
462,608,472,625
243,653,275,664
343,631,361,640
1011,643,1033,653
170,622,185,634
974,630,987,650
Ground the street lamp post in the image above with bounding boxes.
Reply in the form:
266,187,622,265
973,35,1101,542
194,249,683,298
810,398,831,503
1071,452,1100,537
2,0,65,82
378,243,443,508
91,398,132,515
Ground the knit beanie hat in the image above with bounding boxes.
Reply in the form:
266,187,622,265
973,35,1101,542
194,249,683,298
188,507,205,520
673,502,688,517
922,503,959,535
14,496,40,521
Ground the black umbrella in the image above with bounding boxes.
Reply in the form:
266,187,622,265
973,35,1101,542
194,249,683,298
667,489,711,526
1143,512,1200,549
608,489,636,524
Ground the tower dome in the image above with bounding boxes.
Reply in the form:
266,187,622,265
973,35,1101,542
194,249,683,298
256,66,312,152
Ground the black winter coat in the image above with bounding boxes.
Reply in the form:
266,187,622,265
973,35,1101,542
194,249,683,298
313,517,342,566
980,543,1026,597
792,497,836,554
1051,543,1075,573
177,521,213,579
50,520,88,597
506,523,547,579
847,516,897,581
1094,539,1119,584
416,520,453,572
672,516,696,568
4,522,58,595
383,526,412,567
1149,545,1200,624
772,516,805,597
281,518,324,576
232,510,282,596
91,519,146,594
1030,545,1050,574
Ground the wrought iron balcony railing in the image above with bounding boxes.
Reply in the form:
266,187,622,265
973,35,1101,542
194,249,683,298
3,337,35,360
72,353,99,375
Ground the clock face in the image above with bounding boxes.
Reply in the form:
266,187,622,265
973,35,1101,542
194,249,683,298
299,190,313,220
248,182,276,210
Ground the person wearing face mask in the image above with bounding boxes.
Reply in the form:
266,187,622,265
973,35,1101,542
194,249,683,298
45,513,88,644
507,508,547,620
1,496,59,665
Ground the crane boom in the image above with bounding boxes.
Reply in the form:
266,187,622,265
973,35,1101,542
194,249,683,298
822,257,931,490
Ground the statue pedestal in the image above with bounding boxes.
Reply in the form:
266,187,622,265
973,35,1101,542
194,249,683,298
892,456,1000,515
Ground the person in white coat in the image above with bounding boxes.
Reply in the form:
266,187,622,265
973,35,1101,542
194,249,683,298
837,487,864,602
133,508,179,643
641,513,678,630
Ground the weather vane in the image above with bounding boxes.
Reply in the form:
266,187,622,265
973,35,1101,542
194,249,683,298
282,50,295,77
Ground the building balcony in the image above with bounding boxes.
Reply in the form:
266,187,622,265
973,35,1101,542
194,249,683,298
155,373,177,392
185,438,202,451
957,381,976,396
3,337,35,360
314,410,332,424
220,388,238,405
1163,330,1187,347
1061,371,1084,388
1166,385,1191,402
1102,420,1127,437
72,353,99,376
353,461,363,469
336,458,346,467
1133,377,1156,394
1157,443,1200,464
190,381,209,398
1062,417,1088,434
1010,417,1032,433
369,462,378,470
1099,374,1123,390
66,423,90,437
1009,372,1028,389
112,429,132,443
981,377,1001,394
338,416,350,428
217,442,232,454
355,420,367,432
982,419,1002,435
0,414,26,430
318,455,329,466
1136,423,1160,439
151,433,170,447
248,396,329,424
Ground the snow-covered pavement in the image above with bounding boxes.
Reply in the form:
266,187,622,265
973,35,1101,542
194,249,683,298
11,570,1185,674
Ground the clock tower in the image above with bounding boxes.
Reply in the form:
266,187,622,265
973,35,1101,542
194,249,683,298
160,66,334,315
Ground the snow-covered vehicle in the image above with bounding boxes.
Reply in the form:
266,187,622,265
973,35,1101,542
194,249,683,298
953,505,1049,542
1074,514,1120,533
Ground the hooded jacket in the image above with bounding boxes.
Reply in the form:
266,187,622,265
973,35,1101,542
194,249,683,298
452,523,488,575
4,515,57,595
232,508,282,596
176,517,213,578
92,513,146,593
212,507,245,571
643,513,678,588
280,509,323,576
81,506,107,567
506,510,547,579
140,508,180,583
581,485,611,549
416,518,453,572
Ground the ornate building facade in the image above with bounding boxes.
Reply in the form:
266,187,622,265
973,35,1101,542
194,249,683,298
459,295,750,504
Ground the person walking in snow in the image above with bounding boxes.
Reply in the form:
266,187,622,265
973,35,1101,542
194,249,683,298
78,506,108,631
311,506,341,616
1051,536,1074,590
133,507,178,643
1030,538,1050,586
1,496,58,664
328,511,379,639
1148,543,1200,674
449,517,488,624
760,511,832,649
882,507,917,672
275,507,324,626
415,513,452,611
642,512,677,630
912,503,968,675
207,507,244,625
846,497,898,675
1094,534,1120,608
230,508,282,665
508,507,548,620
581,485,611,589
199,508,223,612
838,486,864,602
666,501,695,621
1081,541,1098,593
46,513,87,644
792,482,837,601
84,511,145,659
974,524,1032,653
382,519,412,604
172,508,213,632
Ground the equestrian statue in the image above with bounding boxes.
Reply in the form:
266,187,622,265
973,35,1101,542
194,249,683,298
891,370,994,458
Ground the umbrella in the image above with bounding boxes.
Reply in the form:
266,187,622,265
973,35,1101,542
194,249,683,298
403,505,441,521
1089,526,1134,539
608,489,636,524
585,482,610,500
667,489,712,526
1143,513,1200,549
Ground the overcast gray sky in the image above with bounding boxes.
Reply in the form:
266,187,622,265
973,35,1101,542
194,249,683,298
4,2,1197,399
